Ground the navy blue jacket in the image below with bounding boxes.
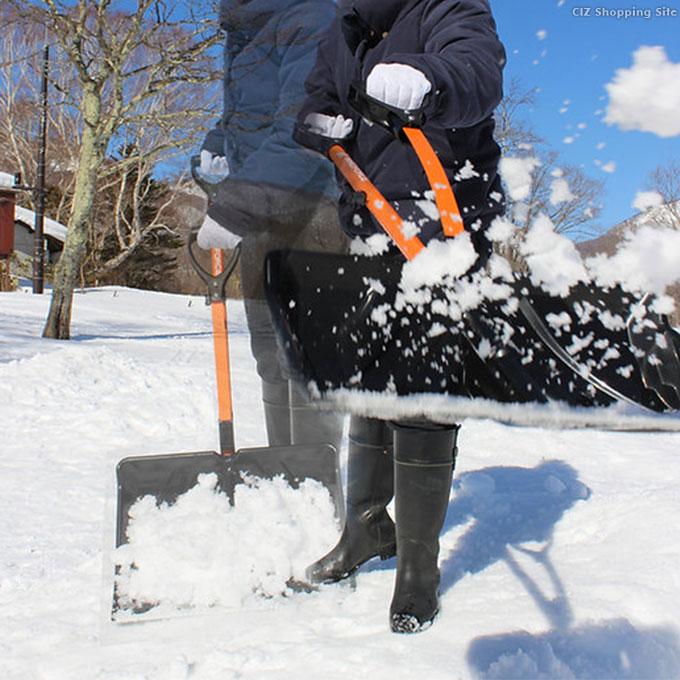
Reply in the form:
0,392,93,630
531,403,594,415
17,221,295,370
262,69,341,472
300,0,507,253
202,0,338,229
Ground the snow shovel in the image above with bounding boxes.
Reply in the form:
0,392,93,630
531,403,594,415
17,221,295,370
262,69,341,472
112,234,344,619
265,87,680,424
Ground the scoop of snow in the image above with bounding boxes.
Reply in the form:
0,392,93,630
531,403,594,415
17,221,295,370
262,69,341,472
399,234,478,292
113,473,339,611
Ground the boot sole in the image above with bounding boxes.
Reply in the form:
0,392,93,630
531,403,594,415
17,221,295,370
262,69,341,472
390,607,438,634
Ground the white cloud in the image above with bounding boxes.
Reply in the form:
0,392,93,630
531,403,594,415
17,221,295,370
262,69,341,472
604,46,680,138
601,161,617,173
632,190,663,212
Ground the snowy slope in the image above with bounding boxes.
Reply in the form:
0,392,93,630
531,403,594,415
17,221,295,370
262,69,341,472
1,285,680,680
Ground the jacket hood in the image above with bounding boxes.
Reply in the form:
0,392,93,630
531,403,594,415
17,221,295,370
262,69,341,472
220,0,313,33
340,0,412,34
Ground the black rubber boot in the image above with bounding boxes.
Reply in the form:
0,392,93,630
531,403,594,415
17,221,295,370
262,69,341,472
289,381,344,452
261,379,291,447
389,424,459,634
306,416,396,584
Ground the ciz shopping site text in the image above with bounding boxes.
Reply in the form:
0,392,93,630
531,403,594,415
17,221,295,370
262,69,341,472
572,6,678,18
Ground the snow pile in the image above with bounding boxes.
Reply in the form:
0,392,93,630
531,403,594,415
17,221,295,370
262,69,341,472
521,214,588,296
14,205,68,242
114,473,339,614
604,46,680,138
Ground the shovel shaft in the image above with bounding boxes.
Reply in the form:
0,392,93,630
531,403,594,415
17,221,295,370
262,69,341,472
328,129,464,262
211,249,236,456
328,145,425,261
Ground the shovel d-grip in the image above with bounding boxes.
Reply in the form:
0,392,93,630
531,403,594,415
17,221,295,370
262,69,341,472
187,232,241,455
295,86,465,262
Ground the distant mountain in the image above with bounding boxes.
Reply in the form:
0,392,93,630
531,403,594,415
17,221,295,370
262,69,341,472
577,201,679,258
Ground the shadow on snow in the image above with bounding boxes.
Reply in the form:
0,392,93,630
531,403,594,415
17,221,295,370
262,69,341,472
467,619,680,679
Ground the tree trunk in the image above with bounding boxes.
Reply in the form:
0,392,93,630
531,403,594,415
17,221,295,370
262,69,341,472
43,89,103,339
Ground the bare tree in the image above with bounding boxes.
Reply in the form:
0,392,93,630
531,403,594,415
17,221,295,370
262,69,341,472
494,78,542,155
492,80,604,268
8,0,221,339
0,7,82,223
646,160,680,229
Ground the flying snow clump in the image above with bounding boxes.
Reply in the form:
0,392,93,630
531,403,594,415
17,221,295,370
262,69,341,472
499,156,541,201
586,225,680,297
550,178,576,205
521,214,588,296
632,190,664,212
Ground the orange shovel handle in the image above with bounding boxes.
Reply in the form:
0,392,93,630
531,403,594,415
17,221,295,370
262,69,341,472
328,129,464,262
210,250,235,446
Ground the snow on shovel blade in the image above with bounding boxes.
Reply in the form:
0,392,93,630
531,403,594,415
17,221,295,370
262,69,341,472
265,249,680,428
112,444,342,621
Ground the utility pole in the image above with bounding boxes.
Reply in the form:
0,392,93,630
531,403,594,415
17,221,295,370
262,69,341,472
33,43,49,295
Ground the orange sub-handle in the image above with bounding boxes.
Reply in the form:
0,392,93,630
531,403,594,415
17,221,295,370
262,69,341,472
210,249,236,456
402,128,465,238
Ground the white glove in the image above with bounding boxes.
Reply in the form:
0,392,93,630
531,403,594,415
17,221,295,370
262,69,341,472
196,214,241,250
304,113,354,139
197,150,230,184
366,63,432,111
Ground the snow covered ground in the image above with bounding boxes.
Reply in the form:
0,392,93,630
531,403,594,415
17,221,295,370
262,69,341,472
2,284,680,679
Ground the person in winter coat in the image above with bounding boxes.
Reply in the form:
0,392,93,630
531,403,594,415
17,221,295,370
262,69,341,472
296,0,506,633
195,0,348,449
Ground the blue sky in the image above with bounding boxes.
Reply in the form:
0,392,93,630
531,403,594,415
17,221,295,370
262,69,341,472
490,0,680,233
123,0,679,235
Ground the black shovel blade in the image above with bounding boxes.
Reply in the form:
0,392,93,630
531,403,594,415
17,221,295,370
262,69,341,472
116,444,343,549
265,249,680,413
266,248,468,395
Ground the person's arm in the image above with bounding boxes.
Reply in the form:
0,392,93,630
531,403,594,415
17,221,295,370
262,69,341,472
231,4,338,189
384,0,505,128
297,15,345,123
